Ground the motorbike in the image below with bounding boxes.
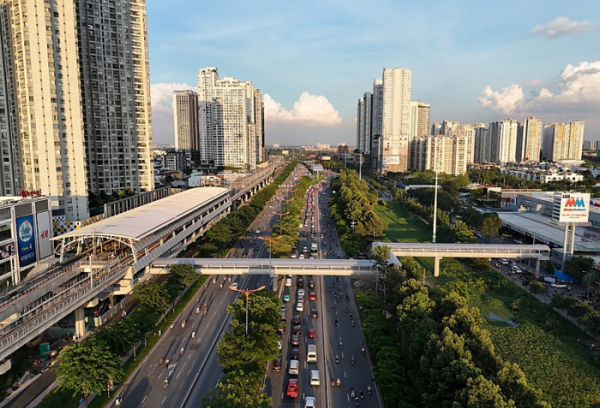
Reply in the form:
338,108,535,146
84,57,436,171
351,355,354,364
335,355,339,363
159,356,164,365
339,341,343,349
163,379,169,389
180,347,184,356
355,397,360,406
336,378,341,387
367,386,372,395
345,307,348,313
360,390,364,399
195,307,200,314
351,320,355,327
191,331,196,339
181,320,186,329
361,347,365,356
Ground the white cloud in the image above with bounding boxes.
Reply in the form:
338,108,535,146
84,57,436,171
523,79,541,87
531,17,595,38
478,84,524,114
151,82,195,108
264,92,342,126
478,61,600,115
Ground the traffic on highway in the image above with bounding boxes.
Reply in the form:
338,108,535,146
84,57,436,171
114,164,382,408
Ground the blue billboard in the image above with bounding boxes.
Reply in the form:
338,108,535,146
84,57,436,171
17,215,36,267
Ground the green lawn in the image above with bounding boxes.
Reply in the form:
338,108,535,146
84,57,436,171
374,201,431,243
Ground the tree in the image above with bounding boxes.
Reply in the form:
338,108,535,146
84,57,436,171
528,281,548,299
55,339,121,398
480,213,502,237
202,369,271,408
170,264,198,287
564,255,594,280
372,245,391,269
132,282,169,314
451,221,477,243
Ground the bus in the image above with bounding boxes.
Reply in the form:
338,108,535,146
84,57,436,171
310,243,318,256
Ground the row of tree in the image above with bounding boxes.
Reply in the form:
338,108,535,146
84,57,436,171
196,161,298,257
202,291,281,408
329,170,387,256
270,174,315,257
52,265,198,401
363,248,549,407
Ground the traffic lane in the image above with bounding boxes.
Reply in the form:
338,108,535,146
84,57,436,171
119,280,231,408
184,273,268,408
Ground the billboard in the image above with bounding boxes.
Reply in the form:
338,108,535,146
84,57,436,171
382,156,400,165
321,156,331,161
556,193,590,223
282,150,289,156
36,211,53,259
17,215,36,267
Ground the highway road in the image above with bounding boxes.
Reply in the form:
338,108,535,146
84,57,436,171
116,165,305,408
269,175,382,408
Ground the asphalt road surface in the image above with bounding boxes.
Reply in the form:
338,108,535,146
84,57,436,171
269,176,382,408
116,165,305,408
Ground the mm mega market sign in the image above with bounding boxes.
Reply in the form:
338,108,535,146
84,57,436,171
558,192,590,223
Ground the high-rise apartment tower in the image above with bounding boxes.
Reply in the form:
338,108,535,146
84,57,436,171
173,90,199,152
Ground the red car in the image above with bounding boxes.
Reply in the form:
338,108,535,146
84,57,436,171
287,378,298,398
308,328,316,338
309,292,316,301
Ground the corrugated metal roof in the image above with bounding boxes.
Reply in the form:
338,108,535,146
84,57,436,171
54,187,229,242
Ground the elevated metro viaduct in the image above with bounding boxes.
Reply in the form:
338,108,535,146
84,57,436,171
0,160,282,364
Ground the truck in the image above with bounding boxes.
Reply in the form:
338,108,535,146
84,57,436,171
311,243,318,255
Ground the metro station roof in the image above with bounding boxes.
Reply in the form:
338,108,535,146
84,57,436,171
53,187,230,243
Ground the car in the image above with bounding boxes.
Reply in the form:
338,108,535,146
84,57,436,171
277,340,282,350
254,245,259,251
230,282,238,289
286,379,298,398
291,333,300,345
307,328,316,338
255,228,261,234
310,370,320,386
285,278,292,287
292,315,301,325
280,303,287,312
309,292,316,301
272,357,282,372
298,288,305,297
290,253,297,259
310,308,318,319
298,295,304,304
279,311,287,321
290,348,300,360
499,258,509,265
305,396,316,407
299,254,305,259
296,302,304,312
241,250,248,258
293,325,302,335
283,293,290,302
277,324,286,334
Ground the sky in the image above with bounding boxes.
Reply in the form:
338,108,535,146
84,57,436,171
147,0,600,147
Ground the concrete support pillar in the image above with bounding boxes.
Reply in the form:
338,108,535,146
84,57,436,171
535,259,540,275
75,307,86,339
271,274,278,291
434,256,441,277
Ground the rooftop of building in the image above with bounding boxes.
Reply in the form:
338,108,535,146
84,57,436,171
499,212,600,251
53,187,230,245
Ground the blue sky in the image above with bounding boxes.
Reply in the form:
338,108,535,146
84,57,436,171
147,0,600,146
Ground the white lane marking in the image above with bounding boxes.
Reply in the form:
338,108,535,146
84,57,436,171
187,369,191,377
187,354,191,360
141,395,147,404
344,371,347,378
161,396,166,404
214,382,219,389
342,352,344,358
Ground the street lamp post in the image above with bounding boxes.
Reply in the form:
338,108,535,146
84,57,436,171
228,285,266,335
432,170,439,243
274,211,290,236
259,235,283,290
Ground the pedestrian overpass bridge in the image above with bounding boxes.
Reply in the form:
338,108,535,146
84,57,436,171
151,258,379,276
375,243,551,276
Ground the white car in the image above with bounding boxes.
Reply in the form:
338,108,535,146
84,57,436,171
277,340,282,350
230,282,238,289
298,288,305,297
285,278,292,287
299,254,305,259
305,396,316,408
296,302,304,312
310,370,320,386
